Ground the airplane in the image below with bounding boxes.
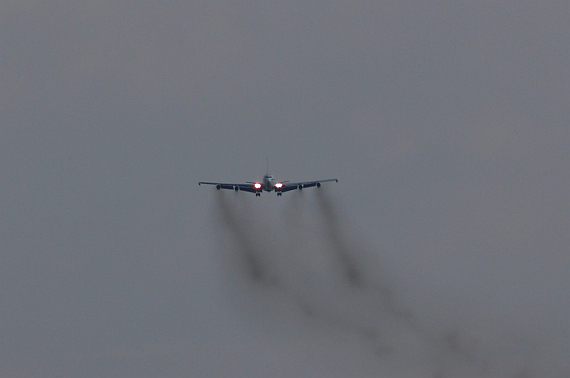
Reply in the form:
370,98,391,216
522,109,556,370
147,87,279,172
199,174,338,196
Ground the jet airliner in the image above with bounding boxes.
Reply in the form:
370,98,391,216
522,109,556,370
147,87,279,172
199,174,338,196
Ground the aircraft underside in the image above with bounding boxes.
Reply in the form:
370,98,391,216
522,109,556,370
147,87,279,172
199,175,337,196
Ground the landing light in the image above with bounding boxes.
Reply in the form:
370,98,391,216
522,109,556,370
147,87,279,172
254,183,262,189
275,182,283,189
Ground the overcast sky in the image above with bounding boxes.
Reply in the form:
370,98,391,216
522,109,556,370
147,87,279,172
1,0,569,377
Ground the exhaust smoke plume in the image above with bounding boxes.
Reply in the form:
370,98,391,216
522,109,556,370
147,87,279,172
211,190,555,377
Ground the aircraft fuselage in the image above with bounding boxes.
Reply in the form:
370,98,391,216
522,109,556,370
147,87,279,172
262,174,276,192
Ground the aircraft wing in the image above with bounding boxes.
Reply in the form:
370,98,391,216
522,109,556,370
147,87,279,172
198,182,259,193
279,178,338,193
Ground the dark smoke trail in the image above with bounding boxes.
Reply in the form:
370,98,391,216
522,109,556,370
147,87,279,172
311,189,542,377
313,189,363,286
210,189,545,377
213,192,272,283
314,189,412,320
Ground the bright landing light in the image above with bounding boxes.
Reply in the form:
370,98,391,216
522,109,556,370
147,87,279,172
275,182,283,189
254,183,262,189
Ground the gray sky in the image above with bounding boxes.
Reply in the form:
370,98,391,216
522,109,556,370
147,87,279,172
1,0,569,377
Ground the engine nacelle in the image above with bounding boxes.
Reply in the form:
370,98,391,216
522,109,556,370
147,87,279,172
234,186,239,191
216,184,221,190
298,184,303,190
316,182,321,188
